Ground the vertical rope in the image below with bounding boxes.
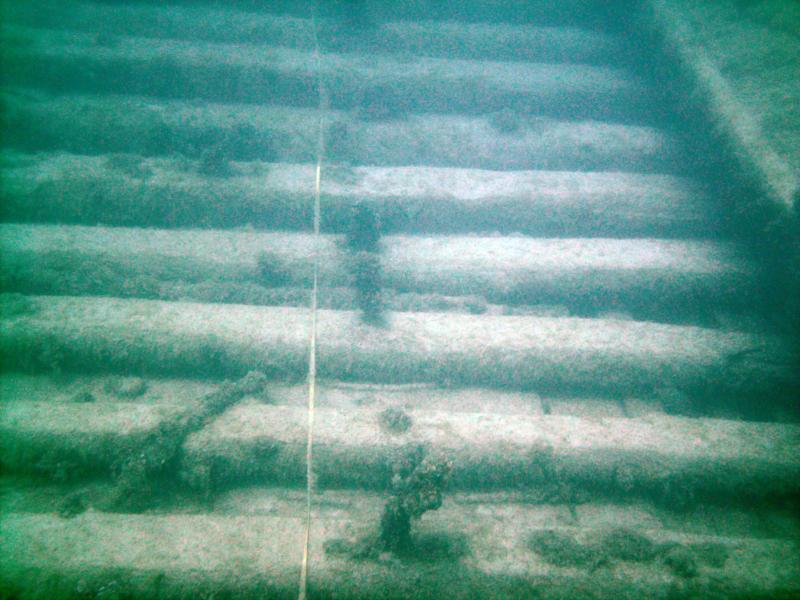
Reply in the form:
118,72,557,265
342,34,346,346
298,8,325,600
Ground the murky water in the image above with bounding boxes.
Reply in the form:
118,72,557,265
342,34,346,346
1,1,798,598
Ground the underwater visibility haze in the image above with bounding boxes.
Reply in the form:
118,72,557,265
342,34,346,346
1,0,799,598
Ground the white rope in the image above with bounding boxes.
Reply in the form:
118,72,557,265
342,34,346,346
298,8,325,600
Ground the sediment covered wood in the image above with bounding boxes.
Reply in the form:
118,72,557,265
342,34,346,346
0,25,649,123
0,373,546,416
179,404,800,501
1,506,798,600
0,372,217,407
0,152,712,236
270,0,643,29
4,1,626,65
0,402,191,476
0,223,758,321
176,0,643,30
0,295,793,398
0,90,682,172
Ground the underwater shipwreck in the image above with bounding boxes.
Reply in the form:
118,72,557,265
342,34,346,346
1,0,799,598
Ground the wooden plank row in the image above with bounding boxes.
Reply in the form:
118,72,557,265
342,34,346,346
1,25,650,123
1,393,798,508
0,152,715,237
0,372,546,416
3,481,799,540
0,402,191,476
0,223,759,322
1,505,798,599
180,404,800,500
0,372,272,481
0,295,793,399
196,0,642,30
0,90,684,172
3,0,627,65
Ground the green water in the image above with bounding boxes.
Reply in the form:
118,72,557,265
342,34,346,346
0,1,798,598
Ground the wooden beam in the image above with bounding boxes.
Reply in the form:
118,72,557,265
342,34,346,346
0,295,792,397
1,152,709,236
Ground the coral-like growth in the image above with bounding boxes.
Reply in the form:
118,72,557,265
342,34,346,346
58,492,88,519
236,370,269,396
600,527,658,562
70,390,96,403
351,252,383,325
109,453,153,512
104,377,148,399
195,123,273,176
231,123,274,162
346,202,381,252
379,445,453,552
101,371,270,510
201,370,269,416
201,381,241,416
344,201,386,325
528,530,594,568
662,544,698,578
379,406,412,434
326,121,354,163
528,527,711,579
